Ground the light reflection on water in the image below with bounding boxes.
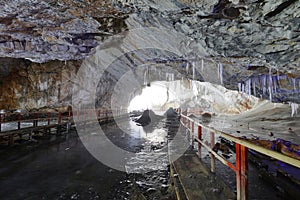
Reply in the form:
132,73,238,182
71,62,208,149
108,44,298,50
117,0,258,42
125,119,169,173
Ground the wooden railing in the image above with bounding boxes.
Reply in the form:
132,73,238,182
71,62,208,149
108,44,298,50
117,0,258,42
180,113,300,200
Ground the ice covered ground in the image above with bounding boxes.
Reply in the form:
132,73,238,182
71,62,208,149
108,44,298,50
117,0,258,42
129,80,300,144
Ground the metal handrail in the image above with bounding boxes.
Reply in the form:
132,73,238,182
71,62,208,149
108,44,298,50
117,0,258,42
180,113,300,200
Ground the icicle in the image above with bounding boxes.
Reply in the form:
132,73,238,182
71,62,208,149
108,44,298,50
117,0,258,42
289,102,299,117
238,83,242,93
186,62,189,74
292,78,296,90
268,85,272,101
247,79,251,97
273,76,277,93
268,74,273,101
144,70,147,85
218,63,223,85
172,73,174,81
252,78,256,97
262,75,266,95
242,83,245,98
201,59,204,71
192,61,195,80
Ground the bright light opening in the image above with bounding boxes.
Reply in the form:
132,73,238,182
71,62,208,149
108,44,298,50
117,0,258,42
128,82,174,112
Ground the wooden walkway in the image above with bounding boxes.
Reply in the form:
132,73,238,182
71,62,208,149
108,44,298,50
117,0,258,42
170,148,236,200
0,109,125,145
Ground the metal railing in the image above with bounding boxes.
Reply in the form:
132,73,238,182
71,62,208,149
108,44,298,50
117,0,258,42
180,113,300,200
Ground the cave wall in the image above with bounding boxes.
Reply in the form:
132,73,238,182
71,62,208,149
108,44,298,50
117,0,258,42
0,58,80,110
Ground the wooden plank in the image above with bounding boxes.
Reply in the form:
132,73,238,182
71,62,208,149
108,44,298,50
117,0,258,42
172,150,236,200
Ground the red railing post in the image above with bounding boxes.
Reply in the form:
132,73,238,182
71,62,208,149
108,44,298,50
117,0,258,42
58,112,62,124
191,121,195,147
198,125,202,159
241,145,248,200
48,112,51,125
236,143,242,200
210,131,215,173
18,113,21,130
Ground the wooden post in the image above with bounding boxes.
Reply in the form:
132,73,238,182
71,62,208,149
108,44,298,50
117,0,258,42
0,114,2,132
198,125,202,159
9,135,14,145
17,113,21,129
58,112,62,124
191,121,195,148
48,112,51,125
34,112,38,127
210,131,215,173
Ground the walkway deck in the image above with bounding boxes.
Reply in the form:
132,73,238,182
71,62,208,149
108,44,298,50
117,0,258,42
171,148,236,200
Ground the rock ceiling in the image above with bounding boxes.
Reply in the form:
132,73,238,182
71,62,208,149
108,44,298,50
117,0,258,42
0,0,300,109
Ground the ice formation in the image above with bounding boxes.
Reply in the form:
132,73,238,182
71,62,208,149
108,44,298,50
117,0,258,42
289,102,299,117
218,63,223,85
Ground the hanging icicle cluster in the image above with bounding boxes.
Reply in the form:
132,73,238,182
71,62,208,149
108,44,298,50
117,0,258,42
166,73,174,81
238,74,300,102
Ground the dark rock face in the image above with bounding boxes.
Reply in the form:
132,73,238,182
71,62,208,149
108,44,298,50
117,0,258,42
0,0,130,62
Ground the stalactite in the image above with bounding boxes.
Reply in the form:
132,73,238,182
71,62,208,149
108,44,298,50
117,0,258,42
292,78,296,90
238,82,242,93
262,75,267,95
218,63,223,85
289,102,299,117
273,76,277,93
242,83,245,98
247,79,251,97
192,61,195,80
186,62,189,74
253,77,256,97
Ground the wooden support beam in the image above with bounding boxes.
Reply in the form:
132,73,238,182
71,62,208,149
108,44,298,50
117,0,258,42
210,131,215,173
198,125,202,159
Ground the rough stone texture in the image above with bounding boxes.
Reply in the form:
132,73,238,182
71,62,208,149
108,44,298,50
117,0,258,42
0,0,299,109
0,0,130,62
0,58,81,110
